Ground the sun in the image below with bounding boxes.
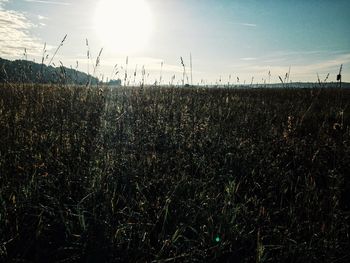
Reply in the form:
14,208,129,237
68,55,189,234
94,0,153,54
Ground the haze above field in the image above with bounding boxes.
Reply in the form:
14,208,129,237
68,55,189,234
0,0,349,84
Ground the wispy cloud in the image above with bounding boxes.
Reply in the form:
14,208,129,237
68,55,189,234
292,53,350,75
239,23,257,27
0,7,45,57
231,53,350,82
260,50,336,63
37,15,48,20
25,0,71,6
0,0,9,9
240,57,257,61
231,22,257,27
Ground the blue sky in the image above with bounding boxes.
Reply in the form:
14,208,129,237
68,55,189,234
1,0,349,84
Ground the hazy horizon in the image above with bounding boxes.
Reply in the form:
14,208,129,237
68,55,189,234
1,0,349,85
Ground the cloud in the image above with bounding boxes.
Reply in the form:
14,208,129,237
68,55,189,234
240,57,257,61
0,7,45,58
260,50,334,64
24,0,71,5
0,0,8,9
232,53,350,82
239,23,257,27
231,22,257,27
295,54,350,74
37,15,48,20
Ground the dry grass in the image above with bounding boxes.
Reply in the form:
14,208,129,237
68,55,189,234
0,84,349,262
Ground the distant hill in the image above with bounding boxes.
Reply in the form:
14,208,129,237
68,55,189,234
0,57,120,86
214,81,349,89
257,82,350,89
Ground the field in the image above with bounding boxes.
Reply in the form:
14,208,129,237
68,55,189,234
0,83,349,262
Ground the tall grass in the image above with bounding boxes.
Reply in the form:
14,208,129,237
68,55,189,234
48,34,67,66
0,83,349,262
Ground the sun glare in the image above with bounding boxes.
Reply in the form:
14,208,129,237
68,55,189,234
94,0,153,54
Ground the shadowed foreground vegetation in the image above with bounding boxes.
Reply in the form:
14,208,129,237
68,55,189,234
0,84,349,262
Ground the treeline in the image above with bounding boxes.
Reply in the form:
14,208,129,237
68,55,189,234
0,57,113,85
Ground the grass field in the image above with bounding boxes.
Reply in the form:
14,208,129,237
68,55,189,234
0,84,349,262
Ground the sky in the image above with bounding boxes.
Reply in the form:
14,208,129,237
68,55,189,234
0,0,349,85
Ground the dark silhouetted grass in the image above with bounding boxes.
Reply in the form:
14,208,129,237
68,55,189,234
0,84,349,262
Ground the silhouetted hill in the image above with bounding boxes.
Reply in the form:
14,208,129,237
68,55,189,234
0,57,102,85
258,82,350,89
